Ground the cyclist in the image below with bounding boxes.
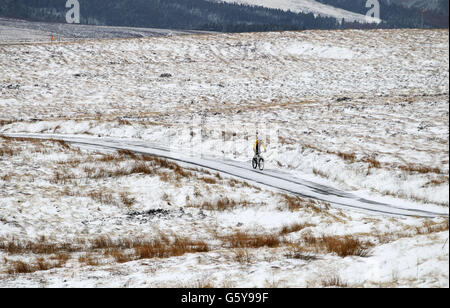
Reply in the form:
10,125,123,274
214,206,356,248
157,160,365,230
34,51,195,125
253,133,267,158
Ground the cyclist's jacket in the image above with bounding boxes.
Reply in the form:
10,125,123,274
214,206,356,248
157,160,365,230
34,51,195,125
253,139,267,155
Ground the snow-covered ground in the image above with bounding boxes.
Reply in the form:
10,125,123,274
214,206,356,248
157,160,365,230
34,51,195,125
0,137,447,287
0,18,210,44
0,29,448,287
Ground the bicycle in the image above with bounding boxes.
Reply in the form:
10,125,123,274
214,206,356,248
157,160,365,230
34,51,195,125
252,154,265,171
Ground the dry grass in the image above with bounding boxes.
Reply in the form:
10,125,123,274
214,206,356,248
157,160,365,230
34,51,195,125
6,260,36,274
282,194,322,212
335,152,356,163
198,177,218,185
399,164,442,175
321,275,348,288
105,249,134,264
376,219,449,244
284,244,318,261
78,253,100,266
49,139,71,150
302,234,373,258
362,157,382,169
221,231,282,249
422,176,449,187
88,190,119,206
120,192,136,207
5,256,66,274
280,223,315,235
0,237,78,255
198,197,248,212
233,248,252,264
50,253,70,267
313,167,329,179
0,120,14,127
134,237,209,259
52,149,197,185
0,144,14,157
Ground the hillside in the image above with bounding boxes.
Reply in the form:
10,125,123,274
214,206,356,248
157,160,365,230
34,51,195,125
0,29,448,287
2,0,445,31
0,0,350,32
317,0,449,28
215,0,380,23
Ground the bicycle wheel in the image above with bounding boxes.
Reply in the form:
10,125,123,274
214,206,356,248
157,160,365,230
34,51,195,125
258,158,264,171
252,157,258,169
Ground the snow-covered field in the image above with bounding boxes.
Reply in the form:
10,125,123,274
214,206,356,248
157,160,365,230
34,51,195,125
0,18,209,45
0,29,448,287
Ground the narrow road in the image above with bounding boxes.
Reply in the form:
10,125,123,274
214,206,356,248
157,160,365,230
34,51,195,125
5,133,448,218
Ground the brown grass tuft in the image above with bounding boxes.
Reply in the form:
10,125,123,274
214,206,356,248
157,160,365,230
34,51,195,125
50,139,71,150
134,237,209,259
302,234,373,258
336,152,356,163
221,232,282,249
362,157,382,169
399,164,442,175
233,248,252,264
280,223,315,235
282,194,321,212
0,145,14,157
321,275,348,288
0,237,76,255
105,249,134,263
199,198,245,211
7,260,35,274
6,256,66,274
78,253,100,266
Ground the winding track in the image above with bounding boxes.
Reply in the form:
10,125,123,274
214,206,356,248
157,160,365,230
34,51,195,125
5,133,449,218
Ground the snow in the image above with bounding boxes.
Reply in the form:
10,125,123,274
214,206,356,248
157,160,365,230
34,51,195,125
0,29,448,287
216,0,381,23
